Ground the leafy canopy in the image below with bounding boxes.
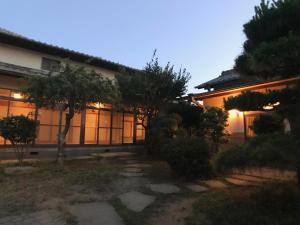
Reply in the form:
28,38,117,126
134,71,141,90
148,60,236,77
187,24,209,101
116,54,190,125
235,0,300,78
23,64,119,112
0,115,37,145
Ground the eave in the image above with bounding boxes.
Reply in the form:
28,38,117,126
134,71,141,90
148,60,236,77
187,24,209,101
191,76,300,101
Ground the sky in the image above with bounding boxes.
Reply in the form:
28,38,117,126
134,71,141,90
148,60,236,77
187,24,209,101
0,0,261,93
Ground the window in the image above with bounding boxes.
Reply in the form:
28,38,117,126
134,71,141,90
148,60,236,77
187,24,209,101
123,113,134,144
112,112,123,144
36,109,65,144
41,57,61,72
85,109,98,144
98,110,111,145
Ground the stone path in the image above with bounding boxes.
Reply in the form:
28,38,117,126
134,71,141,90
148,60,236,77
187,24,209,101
185,184,208,193
148,183,181,194
0,153,272,225
202,179,228,189
0,210,66,225
118,191,156,212
70,202,125,225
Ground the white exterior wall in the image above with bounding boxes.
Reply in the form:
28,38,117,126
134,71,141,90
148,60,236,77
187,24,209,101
0,43,116,80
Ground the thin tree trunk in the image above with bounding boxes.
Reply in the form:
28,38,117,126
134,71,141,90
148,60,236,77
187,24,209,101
57,104,75,166
57,105,64,166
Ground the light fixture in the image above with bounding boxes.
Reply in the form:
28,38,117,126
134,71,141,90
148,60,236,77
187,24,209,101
13,93,23,99
94,102,104,109
263,102,280,110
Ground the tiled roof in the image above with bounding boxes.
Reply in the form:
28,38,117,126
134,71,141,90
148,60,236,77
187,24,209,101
195,69,241,89
0,27,137,72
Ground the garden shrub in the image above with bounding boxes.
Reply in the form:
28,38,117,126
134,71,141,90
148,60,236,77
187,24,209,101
252,114,283,135
213,134,300,184
146,113,185,155
0,115,37,165
162,137,211,179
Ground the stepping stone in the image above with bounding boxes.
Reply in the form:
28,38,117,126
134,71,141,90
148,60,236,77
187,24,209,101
202,180,227,189
120,172,144,177
124,168,142,173
225,177,256,186
148,183,180,194
118,191,156,212
231,174,268,183
70,202,124,225
185,184,209,193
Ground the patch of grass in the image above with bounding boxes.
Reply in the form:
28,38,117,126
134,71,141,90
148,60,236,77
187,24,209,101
0,159,123,218
186,183,300,225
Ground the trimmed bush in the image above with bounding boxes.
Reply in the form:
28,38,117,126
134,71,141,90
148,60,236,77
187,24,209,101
162,137,211,179
252,114,283,135
213,134,300,185
0,115,37,165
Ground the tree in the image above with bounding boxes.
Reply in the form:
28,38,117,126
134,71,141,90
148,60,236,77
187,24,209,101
235,0,300,78
23,64,119,164
0,116,37,165
200,107,229,153
224,84,300,135
116,53,190,138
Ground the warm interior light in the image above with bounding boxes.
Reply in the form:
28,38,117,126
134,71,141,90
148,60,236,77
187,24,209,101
263,102,280,110
94,102,104,109
228,109,242,118
13,93,23,99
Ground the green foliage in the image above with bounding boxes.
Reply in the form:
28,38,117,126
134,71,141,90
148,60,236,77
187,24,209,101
235,0,300,77
0,115,37,164
252,113,283,134
224,84,300,135
23,64,119,111
213,134,300,173
162,137,211,179
146,113,185,154
166,102,204,132
200,107,229,153
186,183,300,225
23,64,119,161
116,53,190,128
224,91,270,111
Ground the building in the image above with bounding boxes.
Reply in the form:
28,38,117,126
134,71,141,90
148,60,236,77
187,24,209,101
191,69,300,143
0,28,145,156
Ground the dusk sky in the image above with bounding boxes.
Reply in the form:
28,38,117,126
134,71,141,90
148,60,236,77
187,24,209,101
1,0,261,93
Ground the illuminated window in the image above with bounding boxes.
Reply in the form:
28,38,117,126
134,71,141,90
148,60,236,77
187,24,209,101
85,109,98,144
0,89,10,97
66,112,81,144
0,100,9,144
112,112,123,144
98,110,111,145
123,113,134,144
36,109,65,144
136,124,145,141
8,101,35,118
136,115,146,141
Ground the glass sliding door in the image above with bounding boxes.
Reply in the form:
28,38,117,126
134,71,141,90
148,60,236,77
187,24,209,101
123,113,134,144
112,112,123,144
36,108,65,144
98,110,111,145
84,109,98,144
